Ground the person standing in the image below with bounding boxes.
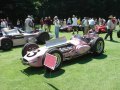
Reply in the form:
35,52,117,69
17,19,21,28
83,17,89,35
67,17,72,25
77,17,81,25
40,18,44,30
112,17,117,30
1,19,7,28
72,15,78,34
81,17,86,34
63,19,67,26
43,17,48,32
47,16,52,32
53,16,60,38
25,15,34,33
104,15,115,41
89,18,95,30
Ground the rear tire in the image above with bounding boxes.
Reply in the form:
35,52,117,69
37,32,50,44
1,38,13,51
22,43,39,57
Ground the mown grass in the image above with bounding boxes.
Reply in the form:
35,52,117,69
0,26,120,90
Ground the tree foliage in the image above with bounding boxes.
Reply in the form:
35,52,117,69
1,0,120,23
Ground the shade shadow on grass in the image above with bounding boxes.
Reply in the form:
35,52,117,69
62,53,107,67
110,40,120,43
21,67,44,76
93,54,107,60
0,45,23,53
21,67,65,78
105,40,120,43
44,69,65,78
0,49,13,53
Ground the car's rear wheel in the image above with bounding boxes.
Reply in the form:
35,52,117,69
22,43,39,57
43,48,63,70
90,37,104,55
1,38,13,51
37,32,50,44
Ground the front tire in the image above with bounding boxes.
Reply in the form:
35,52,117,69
43,48,63,70
22,43,39,57
90,37,104,55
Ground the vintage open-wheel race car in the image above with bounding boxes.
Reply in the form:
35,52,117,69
60,25,82,32
21,32,105,71
0,28,52,51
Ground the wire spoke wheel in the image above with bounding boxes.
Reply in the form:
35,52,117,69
1,38,13,51
44,48,63,70
96,41,104,53
53,53,62,68
22,43,39,57
90,37,104,55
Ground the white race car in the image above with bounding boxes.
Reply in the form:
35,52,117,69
0,28,52,51
21,32,104,70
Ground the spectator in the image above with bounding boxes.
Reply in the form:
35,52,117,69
43,17,48,32
25,15,34,33
6,17,13,29
72,15,78,34
53,16,60,38
81,17,86,34
112,17,117,30
102,18,106,25
47,16,52,32
17,19,21,28
40,18,44,30
83,17,89,35
89,18,95,30
63,19,67,26
77,17,81,25
1,19,7,28
98,17,102,25
104,15,115,41
67,17,72,25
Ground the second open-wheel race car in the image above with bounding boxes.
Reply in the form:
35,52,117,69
60,25,82,32
0,28,52,51
21,32,105,71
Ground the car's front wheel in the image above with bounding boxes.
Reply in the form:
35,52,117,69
90,37,104,55
22,43,39,57
43,48,63,70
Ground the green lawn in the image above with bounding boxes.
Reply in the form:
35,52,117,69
0,26,120,90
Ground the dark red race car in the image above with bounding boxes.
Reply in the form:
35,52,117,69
95,25,107,33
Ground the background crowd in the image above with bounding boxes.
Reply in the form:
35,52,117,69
0,14,119,39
